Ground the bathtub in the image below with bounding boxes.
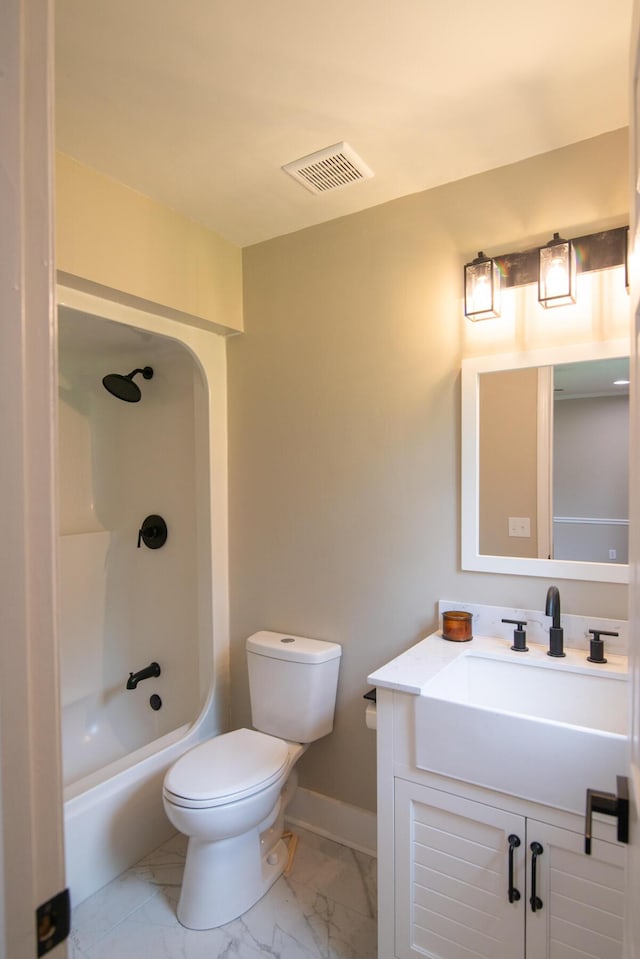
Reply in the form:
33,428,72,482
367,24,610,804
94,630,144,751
64,709,217,906
57,286,230,907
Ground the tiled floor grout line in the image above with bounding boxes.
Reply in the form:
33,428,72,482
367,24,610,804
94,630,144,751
70,885,162,954
348,848,377,920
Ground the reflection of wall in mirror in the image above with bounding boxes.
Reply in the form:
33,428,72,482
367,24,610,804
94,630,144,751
554,395,628,563
479,368,538,557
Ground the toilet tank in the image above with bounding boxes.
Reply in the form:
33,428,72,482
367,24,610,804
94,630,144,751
246,631,341,743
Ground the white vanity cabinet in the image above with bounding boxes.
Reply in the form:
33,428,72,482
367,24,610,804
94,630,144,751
373,683,626,959
525,818,624,959
394,778,625,959
394,779,525,958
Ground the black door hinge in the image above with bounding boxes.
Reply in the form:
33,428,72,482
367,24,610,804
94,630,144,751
36,888,70,956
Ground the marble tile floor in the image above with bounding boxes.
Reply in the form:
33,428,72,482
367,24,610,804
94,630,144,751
69,826,377,959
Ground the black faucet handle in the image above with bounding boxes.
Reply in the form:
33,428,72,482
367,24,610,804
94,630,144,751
502,619,528,652
587,628,618,664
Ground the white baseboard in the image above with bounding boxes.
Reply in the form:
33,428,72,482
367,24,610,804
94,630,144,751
285,786,377,858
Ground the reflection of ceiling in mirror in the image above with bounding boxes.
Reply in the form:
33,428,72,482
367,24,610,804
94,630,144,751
554,358,629,399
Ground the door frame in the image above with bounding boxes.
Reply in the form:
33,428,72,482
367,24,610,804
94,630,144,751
626,4,640,957
536,365,554,560
0,0,66,955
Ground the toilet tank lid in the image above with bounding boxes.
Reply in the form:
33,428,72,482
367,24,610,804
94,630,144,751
246,630,341,664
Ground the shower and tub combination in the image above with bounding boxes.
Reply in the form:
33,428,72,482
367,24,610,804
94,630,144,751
57,287,229,905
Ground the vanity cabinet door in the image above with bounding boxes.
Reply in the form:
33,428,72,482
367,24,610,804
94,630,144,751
525,819,625,959
395,778,525,959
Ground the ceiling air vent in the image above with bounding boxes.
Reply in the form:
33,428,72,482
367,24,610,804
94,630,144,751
282,142,374,195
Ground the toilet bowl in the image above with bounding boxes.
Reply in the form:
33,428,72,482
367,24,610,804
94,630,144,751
163,728,305,929
162,631,341,929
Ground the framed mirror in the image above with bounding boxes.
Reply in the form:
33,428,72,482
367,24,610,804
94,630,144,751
461,339,629,583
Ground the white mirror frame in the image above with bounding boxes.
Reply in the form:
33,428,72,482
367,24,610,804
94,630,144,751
461,338,630,583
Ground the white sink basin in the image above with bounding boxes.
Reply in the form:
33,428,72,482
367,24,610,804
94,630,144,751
415,652,628,814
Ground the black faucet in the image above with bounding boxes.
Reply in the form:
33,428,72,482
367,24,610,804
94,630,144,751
126,661,161,690
545,586,565,658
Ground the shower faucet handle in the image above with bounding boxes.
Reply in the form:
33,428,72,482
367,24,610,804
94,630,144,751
137,514,168,550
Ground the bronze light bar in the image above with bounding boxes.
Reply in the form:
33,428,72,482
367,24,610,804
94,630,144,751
493,226,628,290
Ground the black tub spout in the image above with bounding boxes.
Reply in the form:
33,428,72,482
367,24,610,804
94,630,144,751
126,661,161,690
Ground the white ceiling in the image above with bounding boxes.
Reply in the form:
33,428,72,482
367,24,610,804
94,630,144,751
55,0,631,248
554,357,630,397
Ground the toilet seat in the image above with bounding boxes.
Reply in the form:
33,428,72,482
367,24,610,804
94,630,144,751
163,728,289,810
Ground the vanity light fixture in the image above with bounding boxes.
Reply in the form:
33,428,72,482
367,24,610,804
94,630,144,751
538,232,576,308
464,251,501,320
463,227,627,321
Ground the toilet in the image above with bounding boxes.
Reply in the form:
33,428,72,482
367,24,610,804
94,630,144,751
162,630,341,929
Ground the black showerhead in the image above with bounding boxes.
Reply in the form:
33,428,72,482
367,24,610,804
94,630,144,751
102,366,153,403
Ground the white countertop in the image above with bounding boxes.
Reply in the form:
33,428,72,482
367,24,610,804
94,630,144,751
367,601,628,695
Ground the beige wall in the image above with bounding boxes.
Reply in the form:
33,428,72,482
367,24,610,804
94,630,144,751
479,368,539,557
229,128,629,813
56,152,243,333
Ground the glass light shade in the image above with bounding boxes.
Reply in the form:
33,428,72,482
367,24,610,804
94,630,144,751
464,253,500,320
538,233,576,308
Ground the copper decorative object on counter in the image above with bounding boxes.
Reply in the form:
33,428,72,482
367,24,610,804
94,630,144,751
442,610,473,642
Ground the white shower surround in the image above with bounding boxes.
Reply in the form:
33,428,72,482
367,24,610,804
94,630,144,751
57,286,230,906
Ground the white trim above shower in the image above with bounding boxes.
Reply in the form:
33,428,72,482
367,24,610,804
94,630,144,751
56,284,231,905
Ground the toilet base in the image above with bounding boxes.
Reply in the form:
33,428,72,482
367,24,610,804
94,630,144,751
177,826,289,929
